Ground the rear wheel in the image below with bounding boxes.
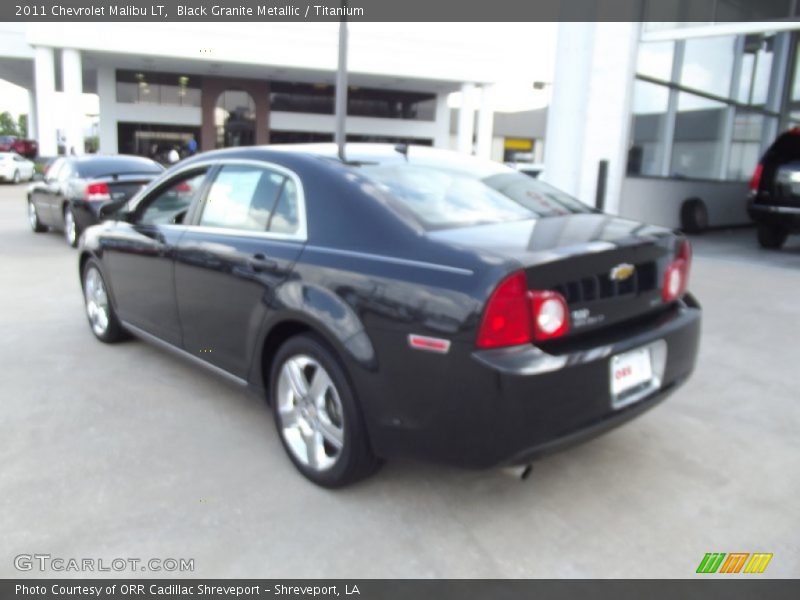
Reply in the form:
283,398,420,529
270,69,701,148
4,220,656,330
64,205,78,247
12,170,20,184
757,224,788,249
270,334,380,487
27,199,46,232
680,197,708,234
82,260,127,343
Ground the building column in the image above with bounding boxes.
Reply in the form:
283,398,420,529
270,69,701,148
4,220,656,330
456,82,475,154
96,67,118,154
62,48,84,155
27,90,37,139
433,92,450,149
33,46,57,156
475,85,494,160
544,22,640,212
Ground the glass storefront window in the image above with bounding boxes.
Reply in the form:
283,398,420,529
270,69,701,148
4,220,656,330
215,90,256,148
680,36,736,98
671,92,727,179
737,35,774,106
628,80,670,176
269,81,436,120
116,71,202,107
728,112,766,181
791,42,800,102
636,41,674,82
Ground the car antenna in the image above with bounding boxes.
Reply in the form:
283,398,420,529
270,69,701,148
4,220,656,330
394,143,409,161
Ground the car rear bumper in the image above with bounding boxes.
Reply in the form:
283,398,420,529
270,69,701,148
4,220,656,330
367,295,701,468
748,202,800,230
70,200,104,232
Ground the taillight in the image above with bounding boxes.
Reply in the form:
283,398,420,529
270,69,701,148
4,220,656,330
749,163,763,193
476,271,570,349
85,182,111,201
476,272,532,349
662,238,692,303
529,290,570,342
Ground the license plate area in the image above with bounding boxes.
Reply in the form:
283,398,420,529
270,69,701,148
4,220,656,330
610,340,667,410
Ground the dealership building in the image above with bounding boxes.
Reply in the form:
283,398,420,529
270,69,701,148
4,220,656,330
1,11,800,229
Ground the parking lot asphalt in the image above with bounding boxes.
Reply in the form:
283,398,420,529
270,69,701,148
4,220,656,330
1,182,798,579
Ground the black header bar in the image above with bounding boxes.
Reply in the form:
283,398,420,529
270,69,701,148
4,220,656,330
2,0,797,22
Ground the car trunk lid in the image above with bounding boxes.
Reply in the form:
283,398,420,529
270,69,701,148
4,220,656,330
429,213,678,338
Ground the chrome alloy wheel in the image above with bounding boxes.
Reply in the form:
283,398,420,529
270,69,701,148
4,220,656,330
84,267,110,336
27,201,37,229
276,355,345,471
64,208,77,245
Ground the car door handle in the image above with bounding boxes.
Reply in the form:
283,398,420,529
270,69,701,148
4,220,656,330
249,253,278,272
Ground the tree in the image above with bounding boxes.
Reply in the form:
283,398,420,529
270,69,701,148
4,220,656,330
17,114,27,138
0,111,18,136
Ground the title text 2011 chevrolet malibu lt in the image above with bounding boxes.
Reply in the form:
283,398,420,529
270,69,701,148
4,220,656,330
78,144,701,487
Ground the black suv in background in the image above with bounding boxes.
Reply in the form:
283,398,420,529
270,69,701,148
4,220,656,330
748,128,800,249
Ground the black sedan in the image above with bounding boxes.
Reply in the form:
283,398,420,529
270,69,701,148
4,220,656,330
27,155,163,247
748,128,800,248
78,144,701,487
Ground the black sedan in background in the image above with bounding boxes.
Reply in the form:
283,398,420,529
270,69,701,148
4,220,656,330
748,127,800,248
27,155,163,247
77,144,701,487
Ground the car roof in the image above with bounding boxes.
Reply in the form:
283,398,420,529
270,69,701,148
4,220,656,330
72,154,158,163
265,143,514,178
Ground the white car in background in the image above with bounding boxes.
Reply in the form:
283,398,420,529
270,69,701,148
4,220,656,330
0,152,35,183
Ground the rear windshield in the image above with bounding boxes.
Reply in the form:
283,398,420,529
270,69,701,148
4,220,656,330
76,157,163,179
358,163,591,230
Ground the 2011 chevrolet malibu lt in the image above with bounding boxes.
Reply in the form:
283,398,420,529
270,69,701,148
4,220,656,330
77,144,701,487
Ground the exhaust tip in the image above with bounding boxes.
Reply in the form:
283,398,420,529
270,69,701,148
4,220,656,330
502,464,533,481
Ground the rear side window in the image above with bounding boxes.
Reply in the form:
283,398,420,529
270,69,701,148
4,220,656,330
76,157,163,179
199,164,299,234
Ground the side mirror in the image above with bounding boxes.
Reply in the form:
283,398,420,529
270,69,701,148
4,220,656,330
99,202,133,222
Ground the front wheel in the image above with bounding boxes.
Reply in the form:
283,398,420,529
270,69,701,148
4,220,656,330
12,170,20,184
64,206,78,247
82,260,127,343
757,224,788,249
270,334,380,487
27,200,46,232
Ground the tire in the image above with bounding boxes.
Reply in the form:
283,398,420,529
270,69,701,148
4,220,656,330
64,205,79,248
27,199,46,233
12,170,20,184
81,259,127,343
680,197,708,234
270,334,380,487
757,224,788,249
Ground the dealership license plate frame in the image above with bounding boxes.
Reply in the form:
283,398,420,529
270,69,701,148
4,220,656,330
610,342,666,410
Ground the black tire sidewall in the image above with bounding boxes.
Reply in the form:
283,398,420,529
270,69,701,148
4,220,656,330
269,334,374,488
757,224,787,249
681,198,708,234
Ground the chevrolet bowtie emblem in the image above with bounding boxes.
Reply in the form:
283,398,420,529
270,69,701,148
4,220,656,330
609,263,635,282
